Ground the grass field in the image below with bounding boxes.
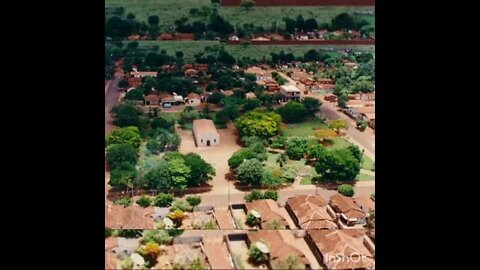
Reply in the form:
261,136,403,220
281,117,328,137
106,0,374,32
328,137,352,150
357,173,375,181
125,40,375,62
361,155,375,171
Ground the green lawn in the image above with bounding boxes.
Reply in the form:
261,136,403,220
125,40,375,63
356,173,375,181
361,155,375,171
265,152,306,170
300,170,319,185
281,117,328,137
106,0,374,32
328,137,352,150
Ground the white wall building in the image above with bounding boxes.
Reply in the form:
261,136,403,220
192,119,220,147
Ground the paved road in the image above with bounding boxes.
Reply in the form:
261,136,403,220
316,100,375,155
105,76,122,135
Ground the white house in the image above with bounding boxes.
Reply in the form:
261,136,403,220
185,93,202,106
280,84,301,101
192,119,220,147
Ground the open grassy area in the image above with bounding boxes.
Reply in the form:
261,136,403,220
361,155,375,171
327,137,352,150
125,40,375,63
106,0,374,32
357,173,375,181
265,152,306,170
281,117,328,137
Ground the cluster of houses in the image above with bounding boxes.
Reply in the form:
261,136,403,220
228,29,369,42
245,66,302,102
127,33,195,41
107,228,374,269
106,195,374,270
105,194,375,231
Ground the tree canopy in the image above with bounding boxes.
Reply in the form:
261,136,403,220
236,158,264,186
315,148,360,182
106,126,142,148
235,109,282,138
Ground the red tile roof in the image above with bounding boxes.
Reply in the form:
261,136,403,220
286,195,338,230
245,199,289,228
330,194,366,220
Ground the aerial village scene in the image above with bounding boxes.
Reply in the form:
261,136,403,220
105,0,375,269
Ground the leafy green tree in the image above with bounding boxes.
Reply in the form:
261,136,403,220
241,136,265,147
328,119,348,134
249,245,268,264
151,116,175,131
270,136,287,149
263,190,278,201
148,15,159,26
125,89,144,101
186,196,202,207
235,109,282,138
243,99,261,112
301,97,322,115
307,143,328,160
179,106,200,124
168,158,191,187
331,13,355,30
184,153,216,186
304,49,321,62
237,159,264,186
246,212,261,227
112,104,144,130
347,145,364,163
305,18,318,31
315,149,361,182
277,102,307,123
207,91,224,104
110,162,137,189
146,139,161,154
141,230,173,245
136,195,153,208
337,184,355,197
106,143,138,169
216,104,240,123
170,200,193,212
228,148,257,169
163,152,185,161
106,126,142,148
154,193,175,207
118,79,129,88
286,138,308,160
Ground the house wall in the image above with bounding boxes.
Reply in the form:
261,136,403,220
285,203,302,229
186,98,201,106
193,131,220,147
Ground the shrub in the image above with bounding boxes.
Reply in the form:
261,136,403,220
337,184,355,197
141,230,173,245
168,210,185,227
244,190,264,202
246,212,261,227
154,193,175,207
170,200,193,212
263,190,278,201
114,197,132,207
136,196,153,208
228,148,256,169
249,245,268,264
105,228,113,238
186,196,202,207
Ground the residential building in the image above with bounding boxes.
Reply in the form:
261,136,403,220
306,230,375,270
329,194,367,228
245,92,257,99
245,199,291,229
280,84,301,101
192,119,220,147
144,94,160,106
245,66,273,81
185,92,202,106
285,195,338,230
